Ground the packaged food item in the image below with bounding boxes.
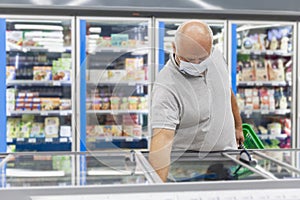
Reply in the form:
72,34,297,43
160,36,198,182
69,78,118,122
125,58,144,80
6,66,16,80
92,98,102,110
20,121,32,138
138,97,147,110
120,97,128,110
128,96,138,110
107,70,126,81
60,126,71,137
97,36,111,47
30,123,45,138
103,125,113,136
94,125,105,137
33,66,52,81
7,118,21,139
135,69,145,81
111,34,129,47
60,99,72,110
52,156,71,174
6,101,15,112
255,59,268,81
110,97,120,110
133,125,142,137
112,125,122,136
52,58,71,81
45,117,59,138
88,70,108,82
6,31,23,47
102,97,110,110
252,89,260,110
268,59,285,81
241,61,254,81
260,88,269,110
123,125,134,137
6,88,16,101
41,98,60,110
268,123,282,136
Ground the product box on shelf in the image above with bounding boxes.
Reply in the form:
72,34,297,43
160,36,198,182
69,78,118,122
52,58,72,81
125,58,144,80
241,61,255,81
30,122,45,138
60,126,71,137
6,31,23,47
96,36,112,47
111,34,129,47
33,66,52,81
59,99,72,110
107,70,127,81
45,117,59,138
255,60,268,81
6,66,16,80
267,59,285,81
41,98,60,111
88,70,108,82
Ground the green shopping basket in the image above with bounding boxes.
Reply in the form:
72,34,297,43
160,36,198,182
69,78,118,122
232,123,264,179
242,123,265,149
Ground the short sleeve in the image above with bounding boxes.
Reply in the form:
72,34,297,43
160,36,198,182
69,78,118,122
151,84,180,130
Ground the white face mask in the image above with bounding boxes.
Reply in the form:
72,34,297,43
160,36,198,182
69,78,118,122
177,49,213,76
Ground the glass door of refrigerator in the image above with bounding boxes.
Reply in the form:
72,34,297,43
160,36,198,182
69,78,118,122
229,21,296,149
78,17,152,151
4,16,75,152
155,19,227,74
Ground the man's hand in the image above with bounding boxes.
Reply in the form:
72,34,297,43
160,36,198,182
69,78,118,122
235,127,244,146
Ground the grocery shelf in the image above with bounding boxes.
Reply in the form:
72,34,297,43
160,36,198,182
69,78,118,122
86,80,148,86
237,49,293,56
6,137,72,151
87,136,148,142
6,80,72,86
237,81,290,87
7,110,72,116
86,137,148,149
258,134,288,140
86,110,148,115
8,46,71,53
88,46,149,54
241,109,291,115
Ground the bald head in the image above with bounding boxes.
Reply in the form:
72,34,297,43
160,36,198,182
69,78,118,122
173,20,213,64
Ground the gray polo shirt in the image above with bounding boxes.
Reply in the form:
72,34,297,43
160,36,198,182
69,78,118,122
151,50,237,151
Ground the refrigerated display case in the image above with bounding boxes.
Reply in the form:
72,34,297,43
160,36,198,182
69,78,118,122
0,16,75,152
229,21,297,149
1,149,300,199
77,17,153,151
155,18,227,73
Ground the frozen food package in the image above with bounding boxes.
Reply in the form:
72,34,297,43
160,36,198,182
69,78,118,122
45,117,59,138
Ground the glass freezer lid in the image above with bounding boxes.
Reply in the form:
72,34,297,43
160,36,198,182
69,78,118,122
0,150,160,188
142,149,300,183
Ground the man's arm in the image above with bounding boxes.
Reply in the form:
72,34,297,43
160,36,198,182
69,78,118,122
149,128,175,182
231,89,244,146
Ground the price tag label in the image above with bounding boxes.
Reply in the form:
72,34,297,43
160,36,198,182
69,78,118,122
247,82,255,86
53,81,61,86
41,111,49,116
128,82,136,86
272,82,279,86
105,137,113,142
60,111,70,116
126,137,134,142
256,82,263,86
45,138,53,143
28,138,36,143
17,138,25,142
261,110,269,115
59,138,68,143
6,138,13,143
7,112,11,116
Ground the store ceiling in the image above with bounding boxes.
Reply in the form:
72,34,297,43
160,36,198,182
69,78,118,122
0,0,299,14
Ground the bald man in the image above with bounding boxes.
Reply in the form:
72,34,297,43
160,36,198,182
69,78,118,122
149,20,244,182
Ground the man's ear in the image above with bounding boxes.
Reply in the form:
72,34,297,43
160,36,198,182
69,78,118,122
172,42,176,53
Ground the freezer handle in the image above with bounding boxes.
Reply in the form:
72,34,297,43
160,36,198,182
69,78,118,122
222,152,278,180
253,151,300,175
